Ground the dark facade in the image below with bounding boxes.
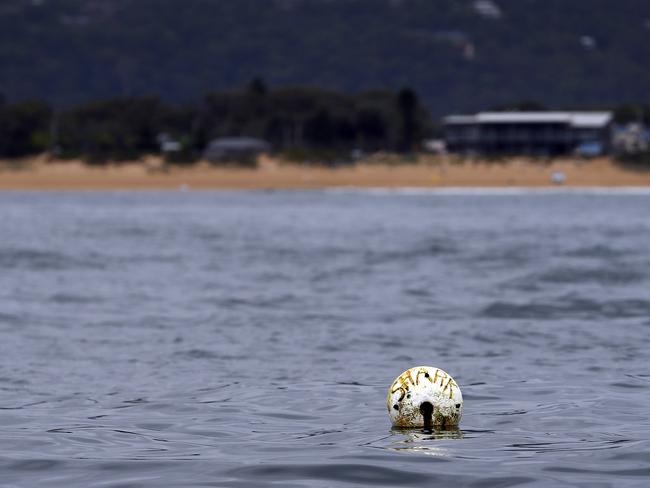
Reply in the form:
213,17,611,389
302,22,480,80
203,137,271,163
444,112,613,157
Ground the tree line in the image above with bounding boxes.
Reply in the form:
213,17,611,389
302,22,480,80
0,82,431,164
1,86,649,165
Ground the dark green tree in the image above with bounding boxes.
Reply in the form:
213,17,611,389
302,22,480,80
304,109,335,147
397,87,420,152
248,77,268,97
0,100,52,158
58,97,163,162
357,108,387,150
491,100,547,112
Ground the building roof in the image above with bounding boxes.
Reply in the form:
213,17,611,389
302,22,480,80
444,111,612,128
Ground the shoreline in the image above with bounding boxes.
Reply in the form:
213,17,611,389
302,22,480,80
2,155,650,190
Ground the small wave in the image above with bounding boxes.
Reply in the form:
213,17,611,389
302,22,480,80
113,226,158,238
537,266,645,285
259,412,321,421
471,245,536,268
609,381,647,389
545,466,650,476
564,245,628,259
364,243,456,266
510,437,633,453
227,463,436,485
482,298,650,319
210,294,300,310
0,312,23,326
0,248,104,271
0,376,29,386
173,349,221,360
116,254,182,265
49,293,104,304
6,459,64,472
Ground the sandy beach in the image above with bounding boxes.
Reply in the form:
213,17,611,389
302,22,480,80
1,155,650,190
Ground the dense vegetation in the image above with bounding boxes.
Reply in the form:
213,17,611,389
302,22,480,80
2,83,648,165
0,84,432,163
1,0,650,116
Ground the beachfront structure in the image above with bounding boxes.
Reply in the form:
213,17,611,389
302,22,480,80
443,111,613,156
203,137,271,163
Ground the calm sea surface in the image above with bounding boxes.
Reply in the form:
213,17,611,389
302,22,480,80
1,189,650,487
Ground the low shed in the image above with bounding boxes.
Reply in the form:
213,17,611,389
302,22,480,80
203,137,271,162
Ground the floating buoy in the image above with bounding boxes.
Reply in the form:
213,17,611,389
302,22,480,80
387,366,463,429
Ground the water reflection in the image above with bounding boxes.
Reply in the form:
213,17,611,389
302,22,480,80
388,427,463,456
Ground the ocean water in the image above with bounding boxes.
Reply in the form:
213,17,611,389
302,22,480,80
1,189,650,487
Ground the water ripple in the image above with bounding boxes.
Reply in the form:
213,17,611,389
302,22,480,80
2,191,650,487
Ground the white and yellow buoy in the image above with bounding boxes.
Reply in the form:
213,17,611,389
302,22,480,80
387,366,463,430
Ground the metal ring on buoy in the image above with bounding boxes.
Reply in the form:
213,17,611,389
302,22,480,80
387,366,463,429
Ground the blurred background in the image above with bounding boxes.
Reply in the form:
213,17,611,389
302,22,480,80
0,0,649,171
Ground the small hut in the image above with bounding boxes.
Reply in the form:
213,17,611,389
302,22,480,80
203,137,271,164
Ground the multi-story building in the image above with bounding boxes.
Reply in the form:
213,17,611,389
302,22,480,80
444,112,613,156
